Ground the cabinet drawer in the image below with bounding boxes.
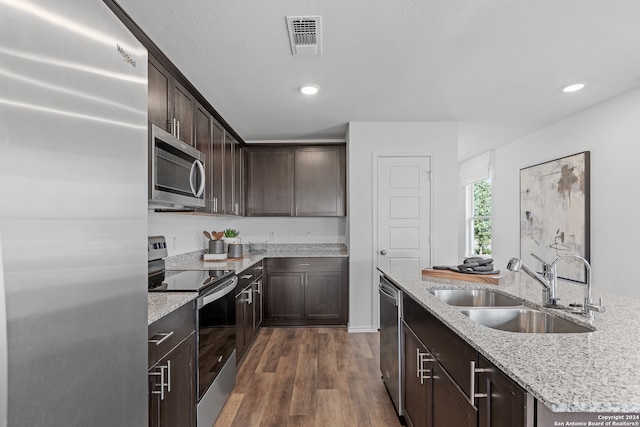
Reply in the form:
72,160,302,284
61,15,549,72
236,260,264,294
148,300,196,367
403,294,476,396
266,257,343,273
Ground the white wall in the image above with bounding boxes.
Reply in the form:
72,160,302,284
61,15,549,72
347,122,459,332
148,212,345,256
492,88,640,299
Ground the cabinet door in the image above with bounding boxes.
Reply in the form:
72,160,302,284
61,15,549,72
304,271,343,323
477,355,533,427
295,146,345,216
223,133,234,214
149,332,196,427
172,80,195,146
246,147,295,216
235,293,246,360
211,121,225,213
195,104,213,213
148,57,170,132
432,360,477,427
403,324,432,427
243,285,255,350
233,142,244,216
254,279,263,330
265,272,304,322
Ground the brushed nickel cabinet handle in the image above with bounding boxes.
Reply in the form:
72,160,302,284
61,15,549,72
148,331,174,346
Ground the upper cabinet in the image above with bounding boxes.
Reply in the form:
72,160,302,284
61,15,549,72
295,146,345,216
148,56,195,146
246,147,295,216
194,102,242,216
246,146,346,217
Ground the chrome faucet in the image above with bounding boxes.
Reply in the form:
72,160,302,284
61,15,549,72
551,254,605,316
507,255,560,307
507,254,605,316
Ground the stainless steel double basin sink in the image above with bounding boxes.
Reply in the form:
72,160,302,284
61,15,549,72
428,289,593,333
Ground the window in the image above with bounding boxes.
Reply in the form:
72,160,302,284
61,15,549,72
466,179,492,256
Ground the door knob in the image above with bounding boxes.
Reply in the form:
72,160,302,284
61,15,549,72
380,249,387,255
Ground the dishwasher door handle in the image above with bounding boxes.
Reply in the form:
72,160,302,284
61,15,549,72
379,286,399,306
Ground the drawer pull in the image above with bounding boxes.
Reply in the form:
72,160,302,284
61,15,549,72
240,274,253,279
254,266,264,271
298,263,311,266
149,331,174,346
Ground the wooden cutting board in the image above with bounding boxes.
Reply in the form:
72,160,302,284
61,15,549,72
421,268,512,285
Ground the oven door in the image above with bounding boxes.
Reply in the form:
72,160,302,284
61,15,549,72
197,275,237,400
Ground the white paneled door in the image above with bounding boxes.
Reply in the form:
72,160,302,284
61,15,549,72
376,156,432,274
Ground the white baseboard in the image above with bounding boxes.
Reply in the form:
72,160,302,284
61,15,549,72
347,325,378,333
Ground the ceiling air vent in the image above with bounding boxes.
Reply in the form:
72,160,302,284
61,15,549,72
286,16,322,56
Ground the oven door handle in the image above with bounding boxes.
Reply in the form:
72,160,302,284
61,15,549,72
198,276,238,309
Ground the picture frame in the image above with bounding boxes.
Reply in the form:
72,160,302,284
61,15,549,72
520,151,590,283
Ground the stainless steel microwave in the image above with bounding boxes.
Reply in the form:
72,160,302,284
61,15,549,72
148,124,205,210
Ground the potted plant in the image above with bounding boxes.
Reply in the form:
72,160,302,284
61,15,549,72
223,229,240,247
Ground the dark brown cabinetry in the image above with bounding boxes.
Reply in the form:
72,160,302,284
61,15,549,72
235,261,264,362
148,301,196,427
246,146,345,217
403,324,432,427
477,354,534,427
401,293,532,427
195,102,242,215
264,258,348,326
295,147,346,216
224,134,243,216
148,55,195,146
246,147,294,216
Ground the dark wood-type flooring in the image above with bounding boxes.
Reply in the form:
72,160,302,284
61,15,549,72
213,327,403,427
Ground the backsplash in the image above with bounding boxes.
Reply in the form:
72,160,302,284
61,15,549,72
148,211,346,256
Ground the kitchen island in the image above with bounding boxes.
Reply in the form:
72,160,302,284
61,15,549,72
379,266,640,415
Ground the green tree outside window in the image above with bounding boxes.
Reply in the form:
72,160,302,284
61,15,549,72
473,180,492,255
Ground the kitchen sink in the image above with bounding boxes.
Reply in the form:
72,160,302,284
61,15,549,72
460,307,594,333
429,289,521,307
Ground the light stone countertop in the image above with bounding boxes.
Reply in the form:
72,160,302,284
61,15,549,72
148,292,198,325
148,244,348,325
379,267,640,413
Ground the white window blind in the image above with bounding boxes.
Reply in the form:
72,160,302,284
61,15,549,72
459,150,493,186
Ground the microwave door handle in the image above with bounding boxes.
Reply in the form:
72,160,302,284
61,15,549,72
189,160,206,198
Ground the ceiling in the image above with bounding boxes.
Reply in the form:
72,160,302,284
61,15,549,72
115,0,640,160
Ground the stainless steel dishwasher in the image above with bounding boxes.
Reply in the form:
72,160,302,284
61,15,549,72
379,275,403,416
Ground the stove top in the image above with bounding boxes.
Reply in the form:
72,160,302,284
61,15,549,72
149,269,235,292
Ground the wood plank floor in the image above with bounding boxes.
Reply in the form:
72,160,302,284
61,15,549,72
213,327,404,427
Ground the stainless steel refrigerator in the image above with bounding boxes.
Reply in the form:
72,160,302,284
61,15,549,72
0,1,148,425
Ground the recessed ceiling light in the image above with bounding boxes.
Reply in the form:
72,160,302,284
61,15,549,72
562,83,586,93
300,85,318,95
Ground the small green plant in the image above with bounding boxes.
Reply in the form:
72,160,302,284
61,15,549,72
224,228,239,238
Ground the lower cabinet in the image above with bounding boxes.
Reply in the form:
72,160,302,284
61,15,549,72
477,354,534,427
264,257,348,326
148,301,196,427
403,324,432,427
401,293,533,427
236,261,264,362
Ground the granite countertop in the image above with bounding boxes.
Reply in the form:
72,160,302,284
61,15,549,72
148,292,198,325
379,267,640,413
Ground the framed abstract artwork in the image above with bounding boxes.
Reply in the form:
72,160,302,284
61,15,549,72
520,151,590,283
